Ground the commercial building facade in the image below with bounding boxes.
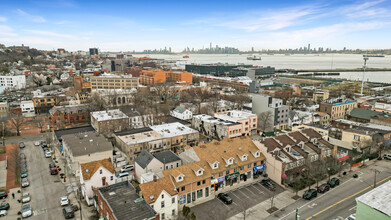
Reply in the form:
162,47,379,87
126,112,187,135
252,94,289,130
140,69,192,85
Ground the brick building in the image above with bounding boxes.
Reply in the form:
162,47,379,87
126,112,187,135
49,104,89,126
97,181,159,220
90,74,139,90
140,69,192,85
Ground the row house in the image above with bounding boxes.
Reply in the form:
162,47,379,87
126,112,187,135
254,128,337,185
162,136,266,207
114,123,199,164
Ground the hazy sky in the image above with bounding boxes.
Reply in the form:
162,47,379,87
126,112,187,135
0,0,390,51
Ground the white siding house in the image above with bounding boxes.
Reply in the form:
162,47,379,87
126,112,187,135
171,106,192,120
20,101,35,117
139,176,179,220
80,158,116,206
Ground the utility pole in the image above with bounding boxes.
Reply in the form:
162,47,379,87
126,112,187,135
2,122,4,147
373,169,380,188
361,56,369,96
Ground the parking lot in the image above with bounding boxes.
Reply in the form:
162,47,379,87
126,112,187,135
191,180,284,220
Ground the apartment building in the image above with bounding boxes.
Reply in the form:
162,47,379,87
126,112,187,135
0,102,8,116
0,75,26,92
91,109,154,134
171,106,192,120
214,110,258,135
90,74,139,90
163,136,266,207
252,94,289,130
253,128,337,185
33,94,66,114
319,98,358,120
114,123,199,163
140,69,192,85
20,101,35,117
74,76,92,93
312,90,330,103
61,131,113,177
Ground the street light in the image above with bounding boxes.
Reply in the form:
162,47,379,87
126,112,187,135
361,56,369,96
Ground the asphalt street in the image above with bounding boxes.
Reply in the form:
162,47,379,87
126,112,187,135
20,140,68,220
266,159,391,220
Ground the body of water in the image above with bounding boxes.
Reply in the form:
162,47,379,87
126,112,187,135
139,53,391,83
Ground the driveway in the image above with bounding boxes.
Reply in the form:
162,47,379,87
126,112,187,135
191,180,284,220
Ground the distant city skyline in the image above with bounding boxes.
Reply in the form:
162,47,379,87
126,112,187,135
0,0,391,51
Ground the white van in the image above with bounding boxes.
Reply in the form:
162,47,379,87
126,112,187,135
384,154,391,160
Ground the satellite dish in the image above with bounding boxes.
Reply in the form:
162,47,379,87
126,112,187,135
86,169,89,173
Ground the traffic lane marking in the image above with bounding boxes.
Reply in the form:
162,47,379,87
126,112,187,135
305,174,391,220
278,178,354,220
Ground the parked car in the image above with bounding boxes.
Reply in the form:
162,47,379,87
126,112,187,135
19,142,25,149
261,179,276,191
0,210,6,217
34,141,40,146
346,214,356,220
217,193,232,204
0,203,9,211
60,196,69,206
0,192,7,199
21,203,32,218
118,172,129,178
317,184,330,193
303,189,317,200
45,151,51,158
22,193,30,203
21,178,29,188
49,163,56,169
328,177,340,188
41,141,47,147
120,165,134,173
62,205,75,219
50,167,58,175
21,168,28,178
384,153,391,160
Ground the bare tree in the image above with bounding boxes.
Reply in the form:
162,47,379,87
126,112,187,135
258,111,274,132
9,112,25,136
88,93,106,112
31,74,46,87
37,117,45,133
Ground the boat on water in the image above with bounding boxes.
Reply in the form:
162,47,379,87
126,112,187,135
363,54,385,58
247,55,261,60
183,55,189,58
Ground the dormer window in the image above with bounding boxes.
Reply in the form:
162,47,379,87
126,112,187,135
198,170,202,174
229,158,233,164
256,151,259,157
243,155,247,161
285,146,290,153
213,162,218,169
176,174,184,182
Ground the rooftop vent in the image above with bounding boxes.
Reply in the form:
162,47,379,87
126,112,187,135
150,195,154,200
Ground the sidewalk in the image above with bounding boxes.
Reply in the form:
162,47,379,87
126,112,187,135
229,160,377,220
52,145,96,220
4,187,22,220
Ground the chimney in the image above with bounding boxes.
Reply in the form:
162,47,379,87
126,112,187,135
153,175,157,182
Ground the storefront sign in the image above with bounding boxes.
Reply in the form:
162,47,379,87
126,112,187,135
253,164,266,172
179,195,186,205
338,155,349,161
211,176,226,184
225,172,240,180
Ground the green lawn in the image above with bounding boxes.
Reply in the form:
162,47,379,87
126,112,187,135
0,147,5,154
